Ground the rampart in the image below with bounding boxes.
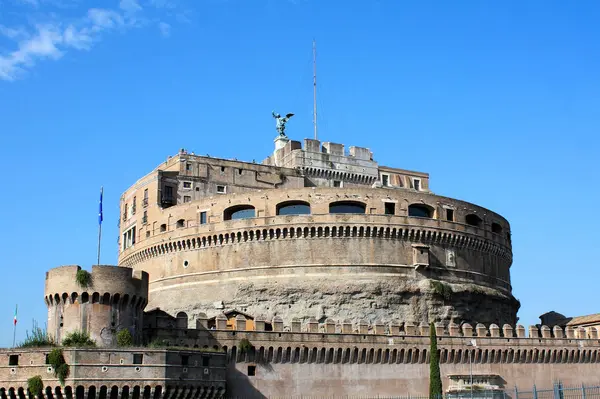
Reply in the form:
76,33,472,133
45,266,149,346
145,313,600,397
0,348,226,399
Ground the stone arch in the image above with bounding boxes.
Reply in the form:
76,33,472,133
408,203,434,218
466,214,483,227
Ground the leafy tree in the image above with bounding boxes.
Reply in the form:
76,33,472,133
429,322,443,399
27,376,43,397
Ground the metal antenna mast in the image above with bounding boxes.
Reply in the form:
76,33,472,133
312,39,318,140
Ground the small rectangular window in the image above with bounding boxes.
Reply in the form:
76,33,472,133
413,179,421,191
384,202,395,215
200,212,207,224
183,196,191,203
247,365,256,376
238,168,243,175
333,180,342,187
216,185,226,194
220,166,226,173
186,163,191,171
8,355,18,366
446,209,454,221
183,182,192,189
181,355,189,366
146,231,150,238
382,174,389,187
202,356,210,367
133,354,143,365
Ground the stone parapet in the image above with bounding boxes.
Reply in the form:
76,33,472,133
0,348,226,399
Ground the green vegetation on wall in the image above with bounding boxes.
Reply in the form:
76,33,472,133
19,321,55,348
48,348,69,385
430,280,453,301
75,270,92,288
27,375,44,397
116,329,133,347
62,331,96,347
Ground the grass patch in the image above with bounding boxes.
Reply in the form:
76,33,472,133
19,321,55,348
430,280,453,301
116,329,133,347
147,339,222,352
48,349,69,385
75,270,92,288
62,331,96,347
27,375,43,397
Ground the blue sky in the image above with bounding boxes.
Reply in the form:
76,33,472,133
0,0,599,346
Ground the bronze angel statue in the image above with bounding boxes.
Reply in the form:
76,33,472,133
272,111,294,137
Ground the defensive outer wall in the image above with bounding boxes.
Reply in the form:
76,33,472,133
120,186,517,326
45,266,149,347
147,311,600,398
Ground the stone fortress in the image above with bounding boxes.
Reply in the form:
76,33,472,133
2,126,600,399
118,133,517,327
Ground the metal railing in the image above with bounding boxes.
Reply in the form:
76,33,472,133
254,383,600,399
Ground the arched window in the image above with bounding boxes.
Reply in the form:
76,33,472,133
491,222,503,234
176,219,185,228
408,204,434,218
276,201,311,215
465,214,483,227
224,205,256,221
329,201,366,214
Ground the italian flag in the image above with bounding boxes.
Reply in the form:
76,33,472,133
13,305,17,326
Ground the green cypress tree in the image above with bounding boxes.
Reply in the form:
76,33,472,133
429,322,443,399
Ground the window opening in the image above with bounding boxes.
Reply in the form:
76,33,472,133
247,365,256,376
408,204,433,218
224,205,256,221
446,209,454,221
329,201,366,214
382,174,389,187
200,212,207,224
384,202,395,215
216,185,226,194
133,354,143,365
276,201,311,215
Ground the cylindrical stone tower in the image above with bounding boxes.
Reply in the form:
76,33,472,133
44,265,148,347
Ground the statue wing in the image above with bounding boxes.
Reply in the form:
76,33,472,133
285,113,295,118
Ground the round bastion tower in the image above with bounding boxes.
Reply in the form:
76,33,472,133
117,138,519,326
45,265,149,346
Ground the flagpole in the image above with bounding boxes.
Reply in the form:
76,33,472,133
12,304,17,348
97,187,103,265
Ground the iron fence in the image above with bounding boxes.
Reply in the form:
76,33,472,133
252,383,600,399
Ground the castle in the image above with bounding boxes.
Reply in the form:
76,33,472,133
2,129,600,399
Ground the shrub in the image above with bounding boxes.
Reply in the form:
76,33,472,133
75,270,92,288
19,321,55,348
430,280,453,301
116,329,133,347
48,349,69,385
62,331,96,347
239,338,252,352
27,375,44,397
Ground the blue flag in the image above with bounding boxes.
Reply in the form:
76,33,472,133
98,187,103,225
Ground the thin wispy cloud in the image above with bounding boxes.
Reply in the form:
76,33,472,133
158,21,170,37
0,0,183,81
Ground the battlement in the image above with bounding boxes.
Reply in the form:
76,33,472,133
45,265,148,306
151,312,600,341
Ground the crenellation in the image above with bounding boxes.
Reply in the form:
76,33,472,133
462,323,473,337
448,322,460,336
476,323,488,337
529,325,540,338
541,325,552,338
553,325,565,338
419,322,429,336
490,324,500,337
516,324,526,338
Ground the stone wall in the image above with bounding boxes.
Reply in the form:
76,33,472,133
118,187,515,326
0,348,226,399
144,316,600,398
